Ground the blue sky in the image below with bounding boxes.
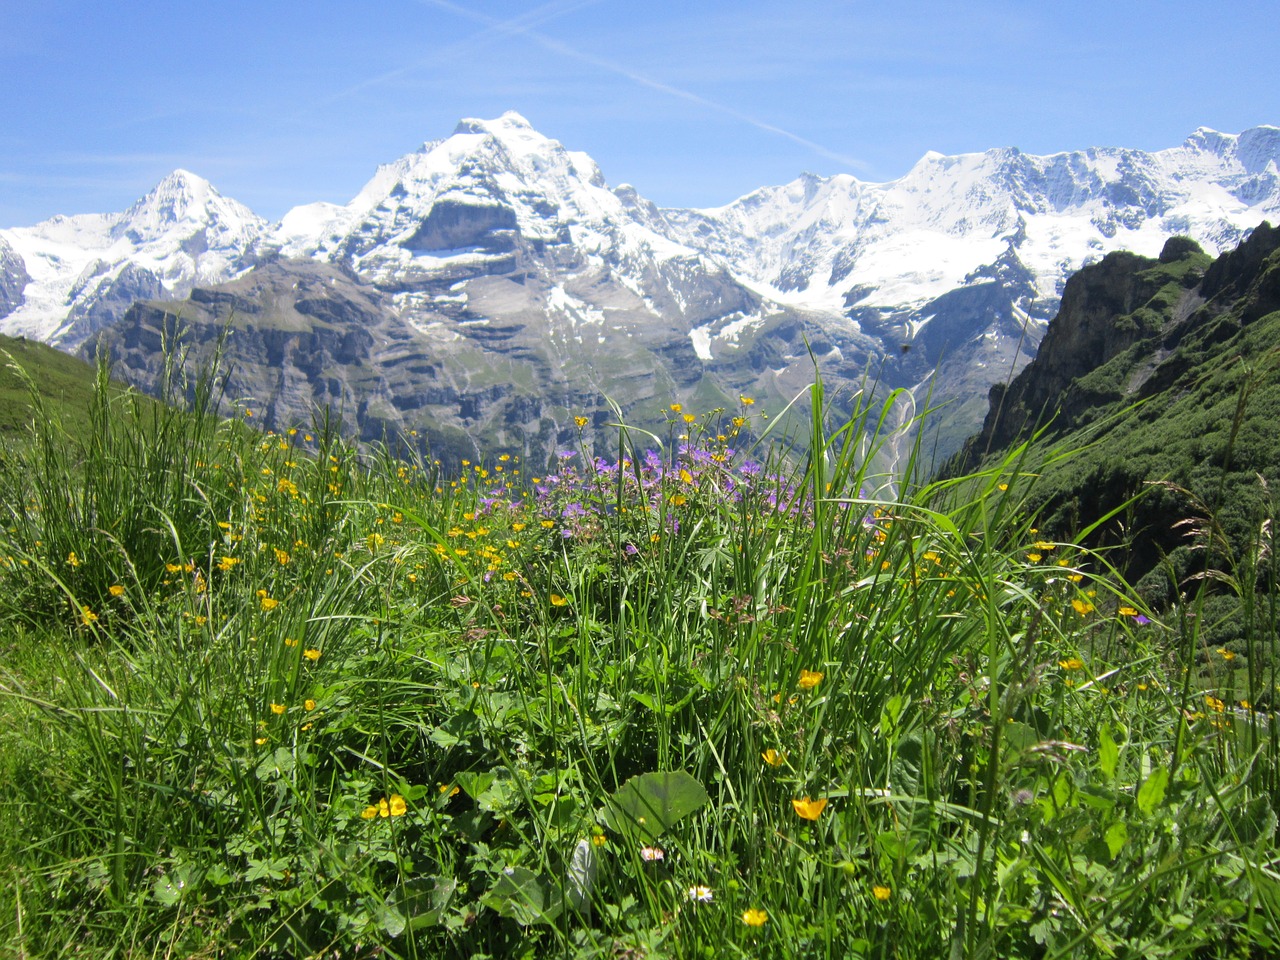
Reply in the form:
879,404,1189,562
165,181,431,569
2,0,1277,226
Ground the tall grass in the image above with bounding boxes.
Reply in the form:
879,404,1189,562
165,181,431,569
0,352,1277,958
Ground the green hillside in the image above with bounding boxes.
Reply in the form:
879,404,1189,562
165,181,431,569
953,223,1280,652
0,335,107,436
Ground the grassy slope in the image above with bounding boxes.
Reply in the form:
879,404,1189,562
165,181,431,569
0,355,1278,958
954,233,1280,656
0,335,106,436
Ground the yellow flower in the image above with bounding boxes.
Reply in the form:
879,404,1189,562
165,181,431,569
80,606,98,625
67,551,80,567
742,908,768,926
108,584,125,597
683,413,696,424
1026,553,1042,563
550,593,569,607
1071,598,1094,615
1058,657,1084,671
872,885,892,901
304,699,317,711
670,403,683,412
1118,605,1138,617
274,547,291,565
1217,648,1236,661
761,749,784,767
254,736,268,746
798,669,824,690
303,648,321,661
739,395,755,406
574,415,589,428
270,703,286,715
361,805,378,820
792,797,828,820
388,794,407,817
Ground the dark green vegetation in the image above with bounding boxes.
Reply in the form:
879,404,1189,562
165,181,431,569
1,327,1279,958
955,224,1280,668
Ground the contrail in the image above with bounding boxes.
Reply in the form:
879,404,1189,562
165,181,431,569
320,0,607,108
414,0,866,171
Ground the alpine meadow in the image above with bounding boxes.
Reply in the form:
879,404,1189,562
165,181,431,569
3,91,1280,960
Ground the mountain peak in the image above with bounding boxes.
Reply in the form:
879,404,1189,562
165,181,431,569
453,110,536,137
126,169,218,223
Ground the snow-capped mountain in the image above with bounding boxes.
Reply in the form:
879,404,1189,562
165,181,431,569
266,112,761,345
3,115,1278,462
664,125,1279,355
0,170,266,346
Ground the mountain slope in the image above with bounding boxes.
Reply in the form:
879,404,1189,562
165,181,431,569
5,117,1280,461
952,223,1280,617
0,171,266,347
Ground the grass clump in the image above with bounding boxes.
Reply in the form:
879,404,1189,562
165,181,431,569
0,354,1278,959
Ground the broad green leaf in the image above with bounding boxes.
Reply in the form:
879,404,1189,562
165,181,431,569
880,694,908,736
1104,820,1128,859
455,770,496,801
565,838,599,910
1098,723,1118,780
603,771,709,843
482,865,562,926
429,711,479,748
152,874,182,906
1137,765,1169,815
1002,721,1039,755
376,903,406,938
254,747,295,782
394,877,456,931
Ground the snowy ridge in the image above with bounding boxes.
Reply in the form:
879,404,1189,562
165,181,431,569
0,170,266,344
664,126,1280,323
1,116,1277,446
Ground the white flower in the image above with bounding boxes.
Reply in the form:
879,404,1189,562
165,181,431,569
640,846,665,861
687,885,713,902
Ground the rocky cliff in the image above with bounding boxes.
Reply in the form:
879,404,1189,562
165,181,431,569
951,223,1280,603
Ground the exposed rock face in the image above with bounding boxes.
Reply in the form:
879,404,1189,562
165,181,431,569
955,224,1280,471
10,117,1280,462
946,223,1280,603
86,258,765,468
0,170,265,346
0,237,28,320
